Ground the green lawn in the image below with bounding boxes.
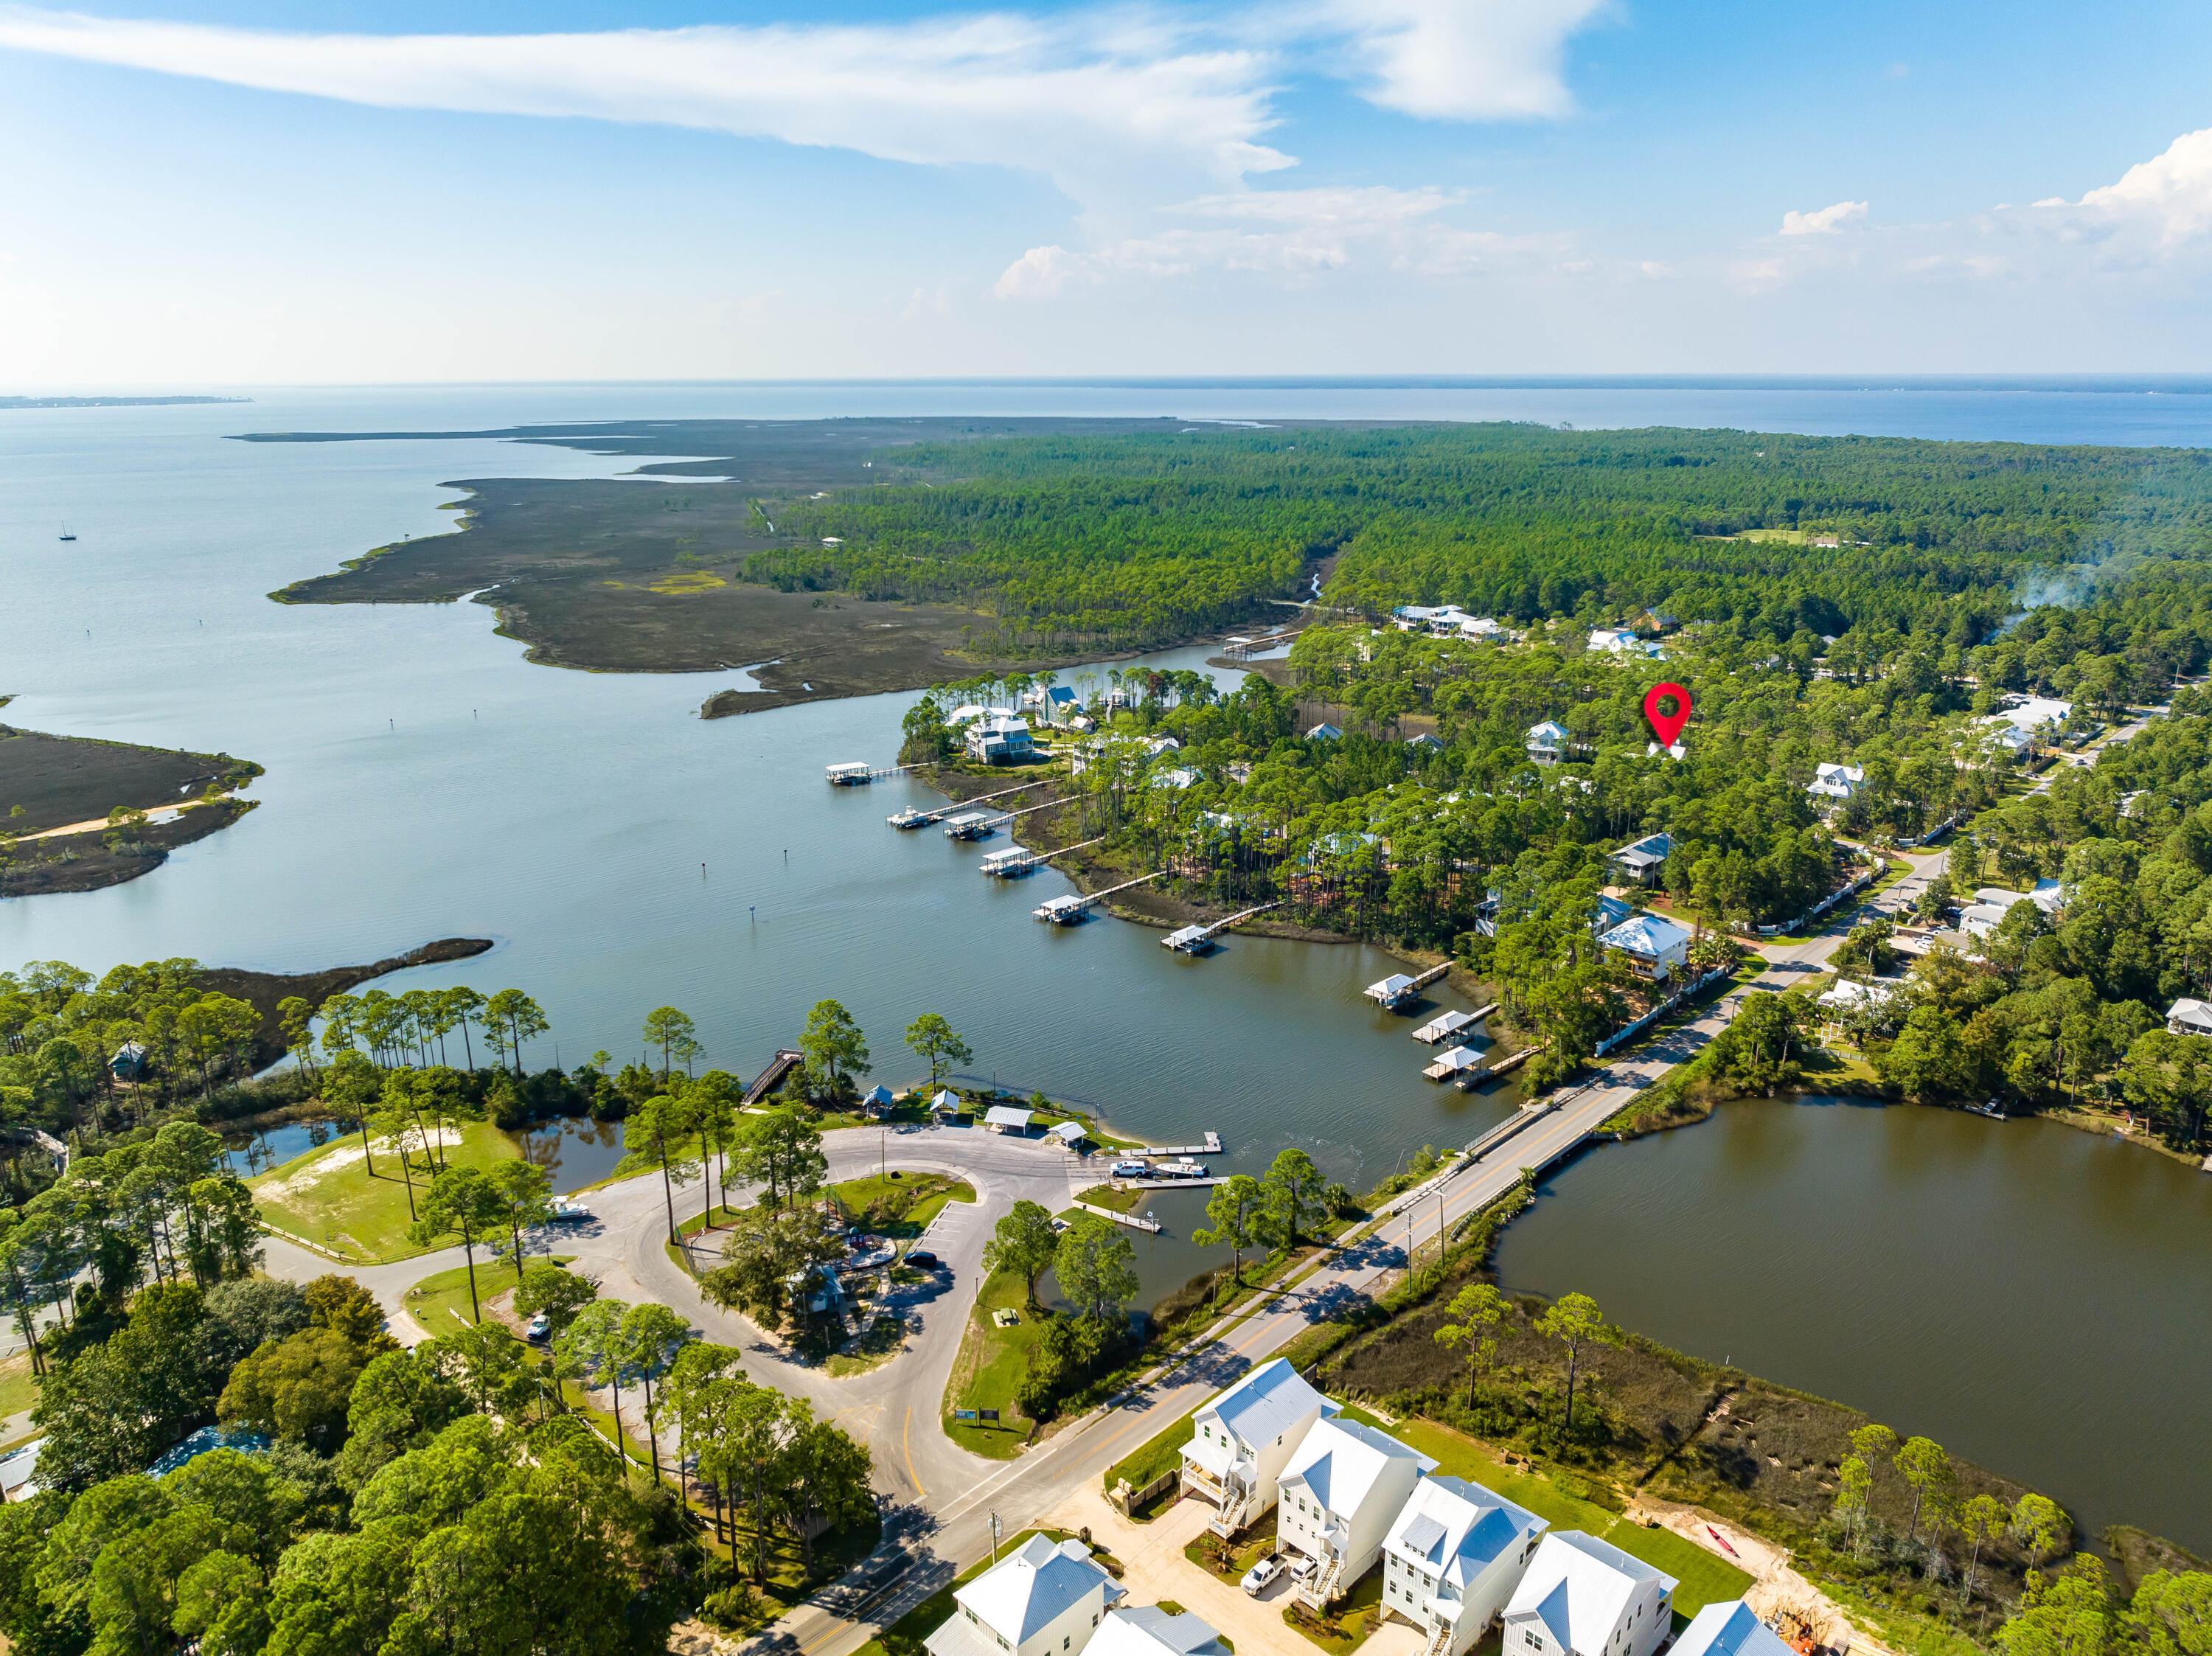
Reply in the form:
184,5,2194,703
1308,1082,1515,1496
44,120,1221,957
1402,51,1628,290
251,1119,522,1263
1284,1563,1385,1653
1372,1414,1753,1614
831,1172,975,1239
942,1265,1048,1459
0,1353,38,1422
853,1531,1071,1656
1074,1183,1142,1214
1105,1402,1198,1496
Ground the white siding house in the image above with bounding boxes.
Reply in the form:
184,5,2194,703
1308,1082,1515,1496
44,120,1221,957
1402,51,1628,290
1807,763,1865,803
925,1535,1125,1656
1380,1475,1548,1656
2167,998,2212,1037
967,711,1036,765
1179,1358,1336,1536
1277,1418,1436,1609
1526,722,1571,766
1610,833,1672,886
1085,1608,1230,1656
1502,1532,1675,1656
1596,914,1691,981
1669,1600,1795,1656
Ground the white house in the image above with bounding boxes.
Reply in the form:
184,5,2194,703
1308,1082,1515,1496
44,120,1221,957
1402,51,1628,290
1502,1531,1676,1656
1588,628,1664,660
1964,883,2063,940
1309,723,1345,742
1807,763,1866,803
1669,1600,1795,1656
2167,998,2212,1037
1597,914,1691,981
1610,833,1672,886
1179,1357,1337,1534
925,1534,1126,1656
1816,979,1897,1017
1277,1418,1436,1608
1086,1608,1231,1656
1380,1475,1548,1656
1960,902,2013,941
1526,722,1571,765
967,711,1036,765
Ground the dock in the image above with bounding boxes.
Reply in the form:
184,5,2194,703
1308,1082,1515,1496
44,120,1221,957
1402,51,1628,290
1116,1177,1227,1190
886,779,1046,828
1162,900,1285,953
1034,870,1166,923
828,762,911,786
1365,961,1451,1009
1411,1002,1498,1043
1073,1201,1163,1234
1423,1044,1489,1085
1130,1133,1222,1156
743,1048,805,1106
978,846,1038,877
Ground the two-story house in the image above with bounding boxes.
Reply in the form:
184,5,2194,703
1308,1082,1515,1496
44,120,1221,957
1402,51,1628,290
1276,1418,1435,1610
1380,1475,1548,1656
1502,1531,1676,1656
925,1535,1125,1656
1178,1357,1335,1536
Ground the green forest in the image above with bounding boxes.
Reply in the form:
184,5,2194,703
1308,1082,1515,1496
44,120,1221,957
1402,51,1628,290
765,423,2212,656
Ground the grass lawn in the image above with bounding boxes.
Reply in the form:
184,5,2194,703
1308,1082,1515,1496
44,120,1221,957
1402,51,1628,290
831,1172,975,1239
1283,1562,1385,1653
1074,1183,1143,1214
0,1353,38,1422
251,1119,521,1263
852,1531,1071,1656
1105,1402,1199,1496
1185,1514,1276,1584
1366,1413,1753,1615
942,1264,1048,1459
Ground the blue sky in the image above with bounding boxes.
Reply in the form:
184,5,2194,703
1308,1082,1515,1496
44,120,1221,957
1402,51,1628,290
4,0,2211,382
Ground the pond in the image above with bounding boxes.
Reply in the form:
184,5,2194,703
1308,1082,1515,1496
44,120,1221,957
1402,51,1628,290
1491,1098,2212,1554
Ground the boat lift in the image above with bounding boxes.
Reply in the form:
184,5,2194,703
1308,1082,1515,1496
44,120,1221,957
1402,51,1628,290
1034,870,1166,923
1162,900,1286,953
1364,961,1450,1009
978,835,1105,877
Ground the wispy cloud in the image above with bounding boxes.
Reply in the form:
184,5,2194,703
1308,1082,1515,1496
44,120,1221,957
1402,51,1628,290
994,183,1565,296
1779,199,1867,236
0,0,1607,214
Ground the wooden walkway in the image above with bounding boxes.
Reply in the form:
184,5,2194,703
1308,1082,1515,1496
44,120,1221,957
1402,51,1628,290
742,1049,804,1106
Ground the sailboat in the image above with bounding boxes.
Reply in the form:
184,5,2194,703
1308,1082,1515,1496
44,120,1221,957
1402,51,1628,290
58,523,76,541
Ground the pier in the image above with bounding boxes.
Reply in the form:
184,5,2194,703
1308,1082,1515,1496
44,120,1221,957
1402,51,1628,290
1073,1201,1162,1234
1116,1176,1228,1190
1034,870,1166,923
1411,1002,1498,1043
886,779,1046,829
1364,961,1451,1009
1129,1133,1222,1156
827,762,912,786
1162,900,1286,953
743,1048,804,1106
977,834,1108,878
944,796,1069,841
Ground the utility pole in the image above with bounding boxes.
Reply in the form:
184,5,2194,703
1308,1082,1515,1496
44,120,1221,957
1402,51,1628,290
990,1510,1001,1564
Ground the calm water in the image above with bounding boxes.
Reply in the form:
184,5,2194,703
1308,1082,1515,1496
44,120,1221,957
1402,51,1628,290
1494,1099,2212,1554
8,381,2212,1542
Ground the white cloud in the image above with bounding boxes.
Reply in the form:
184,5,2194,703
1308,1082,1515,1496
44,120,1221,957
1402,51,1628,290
1779,199,1868,236
992,183,1562,296
1316,0,1609,121
2070,125,2212,246
0,0,1610,215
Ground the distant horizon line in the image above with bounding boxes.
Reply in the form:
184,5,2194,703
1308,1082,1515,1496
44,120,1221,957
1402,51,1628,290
13,373,2212,397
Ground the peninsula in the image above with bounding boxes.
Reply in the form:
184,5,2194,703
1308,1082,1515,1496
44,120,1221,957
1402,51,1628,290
0,714,264,896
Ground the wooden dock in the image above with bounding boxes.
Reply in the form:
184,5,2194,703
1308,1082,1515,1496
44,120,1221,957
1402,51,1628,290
1366,961,1450,1009
1130,1133,1222,1155
886,778,1045,828
1116,1177,1227,1190
743,1048,804,1106
1163,900,1284,953
828,762,911,786
1074,1201,1162,1233
1034,870,1164,922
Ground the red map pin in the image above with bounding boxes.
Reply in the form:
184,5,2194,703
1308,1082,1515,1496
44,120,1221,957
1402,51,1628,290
1643,682,1692,747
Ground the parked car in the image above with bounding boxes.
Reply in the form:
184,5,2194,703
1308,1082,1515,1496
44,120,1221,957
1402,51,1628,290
526,1312,551,1343
1286,1555,1315,1582
1240,1556,1282,1596
905,1250,939,1269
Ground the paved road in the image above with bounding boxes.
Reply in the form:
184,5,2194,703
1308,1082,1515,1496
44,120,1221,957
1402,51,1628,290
251,845,1961,1656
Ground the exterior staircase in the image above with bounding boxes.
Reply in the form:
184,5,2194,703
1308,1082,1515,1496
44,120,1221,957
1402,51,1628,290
1208,1472,1256,1538
1298,1545,1347,1610
1421,1614,1455,1656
